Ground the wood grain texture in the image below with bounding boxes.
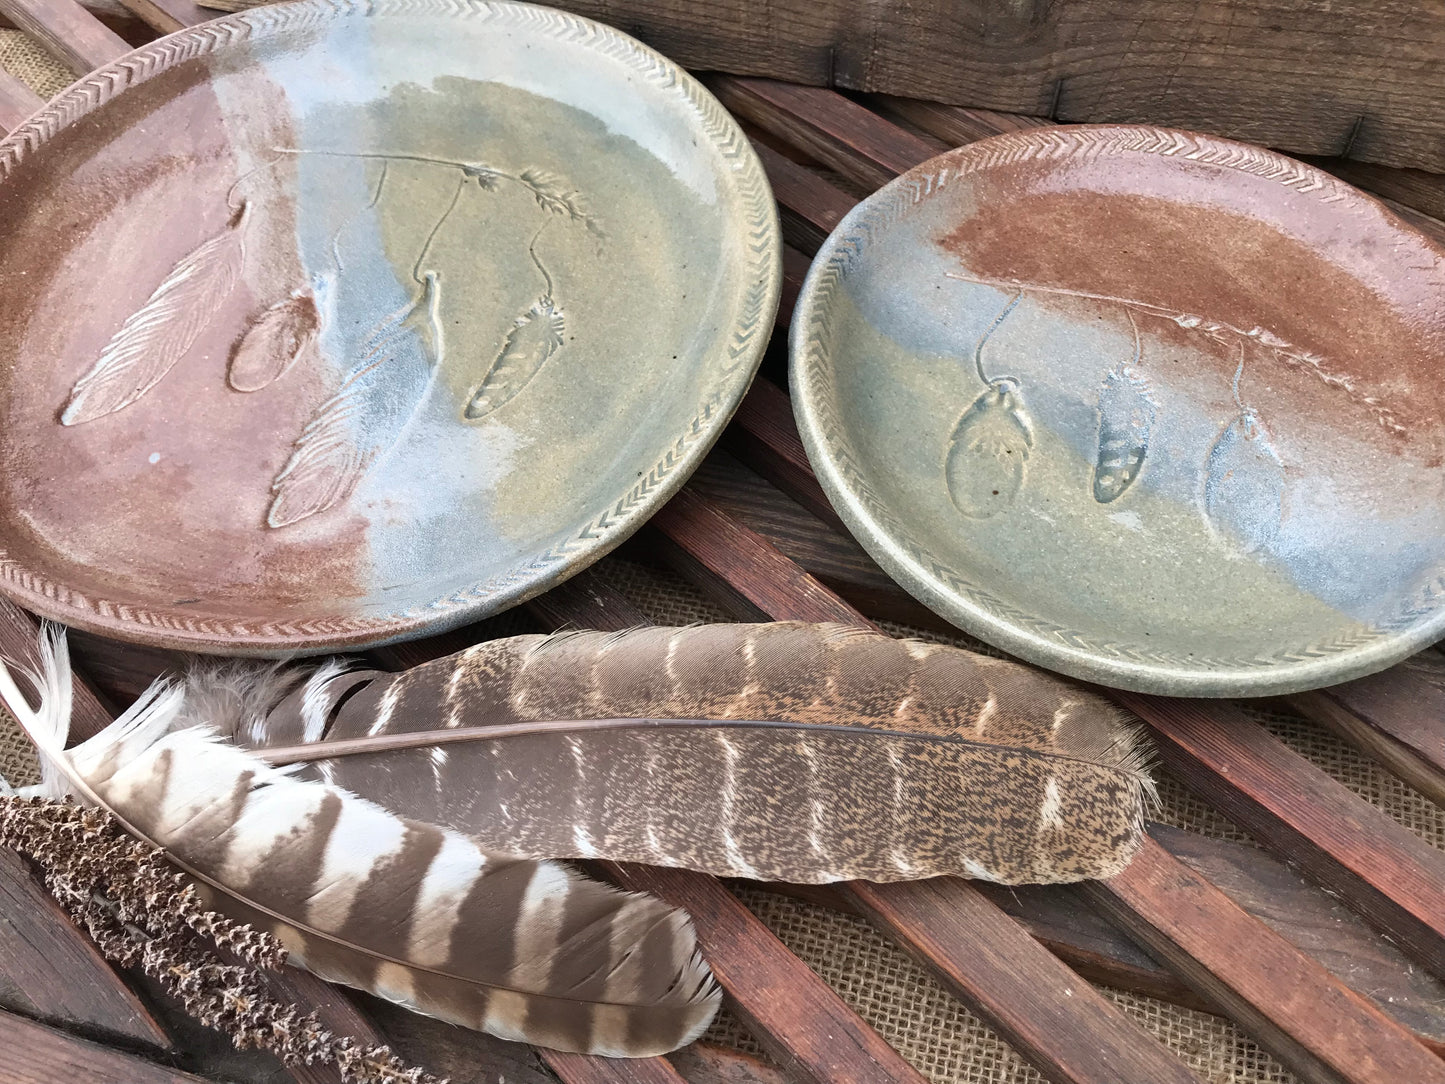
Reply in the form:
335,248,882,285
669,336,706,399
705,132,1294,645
2,1009,209,1084
670,1044,792,1084
1086,836,1445,1084
726,379,849,534
541,0,1445,171
0,69,43,136
1121,691,1445,981
115,0,209,32
0,849,171,1049
1156,825,1445,1055
543,1048,691,1084
713,77,944,191
1289,661,1445,807
0,0,128,76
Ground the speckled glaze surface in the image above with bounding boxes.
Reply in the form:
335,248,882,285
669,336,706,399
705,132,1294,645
0,0,780,654
792,126,1445,697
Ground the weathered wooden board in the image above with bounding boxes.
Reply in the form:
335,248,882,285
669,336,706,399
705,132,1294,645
1087,839,1445,1084
538,0,1445,171
0,849,171,1049
3,1009,209,1084
0,69,43,136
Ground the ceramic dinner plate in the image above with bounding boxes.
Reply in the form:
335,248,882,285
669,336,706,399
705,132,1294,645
793,126,1445,696
0,0,779,654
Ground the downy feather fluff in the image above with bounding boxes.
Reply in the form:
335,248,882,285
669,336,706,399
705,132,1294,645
0,628,718,1057
62,203,250,425
210,623,1152,885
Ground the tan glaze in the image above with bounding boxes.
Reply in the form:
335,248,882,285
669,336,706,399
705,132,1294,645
0,1,781,654
791,126,1445,696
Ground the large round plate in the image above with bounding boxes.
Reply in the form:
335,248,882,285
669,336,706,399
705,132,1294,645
0,0,779,654
792,126,1445,696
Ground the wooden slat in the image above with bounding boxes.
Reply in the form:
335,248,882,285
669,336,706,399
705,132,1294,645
0,69,44,137
726,378,848,534
0,0,129,76
1289,662,1445,806
116,0,209,33
743,816,1445,1053
544,1048,692,1084
1156,824,1445,1055
1086,837,1445,1084
0,849,171,1048
713,77,944,191
471,0,1445,171
3,1008,209,1084
1120,691,1445,979
746,141,855,256
867,93,1051,143
753,875,1210,1012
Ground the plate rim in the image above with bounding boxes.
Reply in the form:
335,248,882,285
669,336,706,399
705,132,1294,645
0,0,782,655
790,122,1445,697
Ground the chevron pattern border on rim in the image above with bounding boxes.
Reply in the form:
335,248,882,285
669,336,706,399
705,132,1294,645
794,126,1441,680
0,0,782,651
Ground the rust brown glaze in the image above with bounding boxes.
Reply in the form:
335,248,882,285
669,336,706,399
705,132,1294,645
792,125,1445,695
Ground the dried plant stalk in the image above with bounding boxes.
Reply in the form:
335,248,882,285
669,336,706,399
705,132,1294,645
0,794,447,1084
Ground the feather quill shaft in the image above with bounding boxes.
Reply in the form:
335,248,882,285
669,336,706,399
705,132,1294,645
226,623,1153,885
0,628,718,1057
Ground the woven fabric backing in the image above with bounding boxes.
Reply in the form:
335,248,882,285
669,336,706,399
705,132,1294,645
2,35,1441,1084
0,30,71,100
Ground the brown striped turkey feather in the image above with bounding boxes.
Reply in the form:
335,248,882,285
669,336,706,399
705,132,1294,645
0,628,718,1057
226,623,1153,885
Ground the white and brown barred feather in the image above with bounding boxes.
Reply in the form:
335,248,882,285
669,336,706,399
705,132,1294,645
231,623,1154,886
0,627,718,1057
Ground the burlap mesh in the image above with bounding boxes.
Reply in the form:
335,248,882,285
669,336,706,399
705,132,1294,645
0,31,72,101
1,34,1440,1084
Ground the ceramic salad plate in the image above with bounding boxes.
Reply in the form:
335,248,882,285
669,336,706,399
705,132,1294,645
792,126,1445,696
0,0,780,654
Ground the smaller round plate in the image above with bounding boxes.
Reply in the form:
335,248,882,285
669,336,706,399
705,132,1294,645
792,125,1445,696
